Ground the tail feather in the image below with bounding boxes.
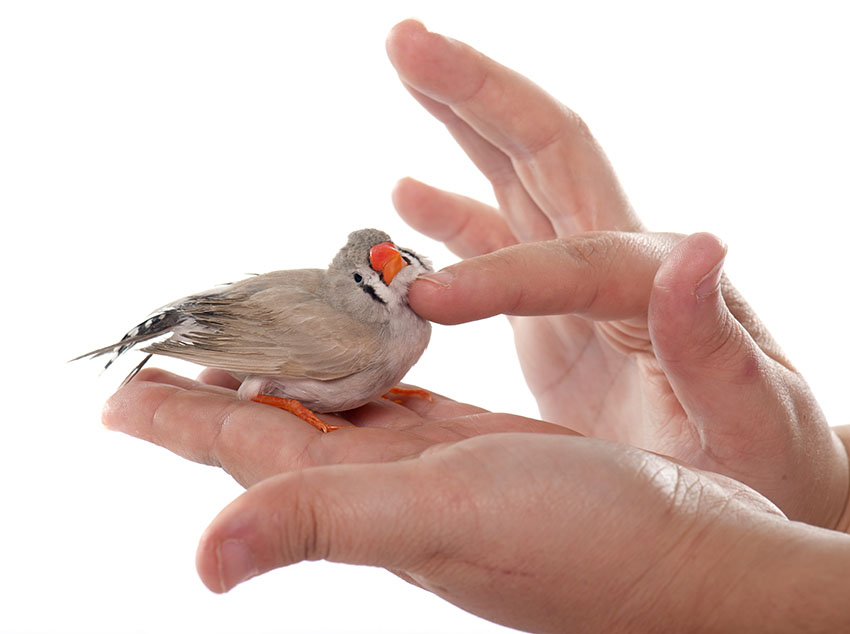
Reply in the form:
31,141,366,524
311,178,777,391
120,353,154,387
71,310,184,369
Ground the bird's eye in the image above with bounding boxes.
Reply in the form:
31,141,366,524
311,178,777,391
353,273,363,283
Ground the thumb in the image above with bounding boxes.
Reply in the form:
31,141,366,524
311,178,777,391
195,459,441,593
647,233,788,455
650,233,845,526
648,233,764,412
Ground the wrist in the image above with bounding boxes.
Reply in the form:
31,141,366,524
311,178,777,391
700,517,850,632
620,491,850,633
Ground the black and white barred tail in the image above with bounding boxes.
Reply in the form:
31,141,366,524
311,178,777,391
72,309,185,383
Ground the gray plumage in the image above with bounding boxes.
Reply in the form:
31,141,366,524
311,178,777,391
75,228,433,412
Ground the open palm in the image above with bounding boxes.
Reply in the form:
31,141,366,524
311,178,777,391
103,367,573,489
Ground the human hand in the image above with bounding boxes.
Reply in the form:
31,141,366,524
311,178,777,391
101,368,572,489
387,20,849,528
191,430,832,633
103,369,850,632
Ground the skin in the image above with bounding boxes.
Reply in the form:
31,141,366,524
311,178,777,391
102,19,850,633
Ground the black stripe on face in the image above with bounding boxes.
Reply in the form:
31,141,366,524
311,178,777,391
399,248,421,267
360,283,386,304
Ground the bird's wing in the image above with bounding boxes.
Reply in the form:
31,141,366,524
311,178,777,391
144,269,385,380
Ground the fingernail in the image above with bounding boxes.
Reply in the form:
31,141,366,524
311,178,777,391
417,269,454,288
217,539,258,592
695,256,726,301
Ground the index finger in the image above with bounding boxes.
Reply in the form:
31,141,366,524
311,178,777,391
408,232,683,324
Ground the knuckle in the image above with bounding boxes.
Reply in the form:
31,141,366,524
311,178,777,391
562,105,594,143
286,475,332,563
518,105,590,158
454,60,491,107
555,232,619,268
209,401,242,469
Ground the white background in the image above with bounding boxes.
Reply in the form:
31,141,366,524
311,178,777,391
1,1,849,632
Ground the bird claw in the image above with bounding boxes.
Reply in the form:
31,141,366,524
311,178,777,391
251,394,340,433
383,387,433,403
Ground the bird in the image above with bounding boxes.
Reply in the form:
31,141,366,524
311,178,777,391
75,228,433,432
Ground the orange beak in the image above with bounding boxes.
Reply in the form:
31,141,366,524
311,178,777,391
369,242,407,285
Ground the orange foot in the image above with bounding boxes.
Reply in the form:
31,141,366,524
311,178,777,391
382,386,434,404
251,394,340,433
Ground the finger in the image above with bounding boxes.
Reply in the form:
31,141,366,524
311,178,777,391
392,177,517,257
386,19,640,234
714,280,792,370
102,369,355,486
197,367,242,390
434,413,580,437
341,395,575,440
196,430,581,594
648,233,772,422
127,367,233,395
337,384,487,430
195,459,443,593
399,84,555,243
408,231,680,325
346,383,487,422
386,19,580,163
646,234,843,520
399,84,517,186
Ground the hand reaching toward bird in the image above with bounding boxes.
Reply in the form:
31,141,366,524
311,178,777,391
387,20,850,528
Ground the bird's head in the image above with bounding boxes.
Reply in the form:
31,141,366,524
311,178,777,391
325,228,432,322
